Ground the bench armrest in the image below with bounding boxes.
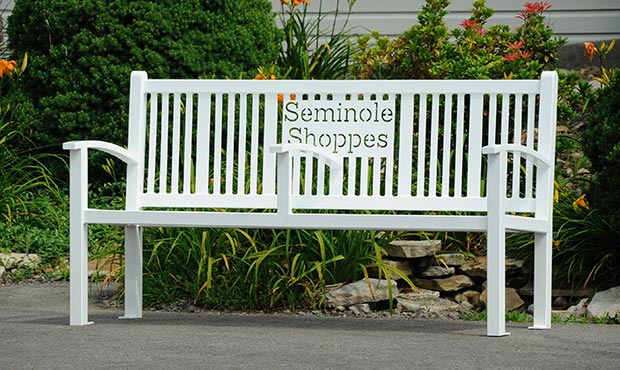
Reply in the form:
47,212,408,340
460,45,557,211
270,144,342,170
63,140,138,165
269,144,342,169
482,144,552,169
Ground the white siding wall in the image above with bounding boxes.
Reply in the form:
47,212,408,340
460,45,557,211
272,0,620,43
0,0,13,47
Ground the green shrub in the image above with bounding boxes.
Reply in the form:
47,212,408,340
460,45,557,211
141,225,406,311
7,0,281,155
0,53,68,267
276,0,355,80
352,0,566,80
581,70,620,229
508,180,620,290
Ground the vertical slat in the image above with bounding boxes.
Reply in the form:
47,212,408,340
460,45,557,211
512,94,523,199
183,93,194,194
383,156,393,197
499,94,510,199
317,157,326,195
292,155,301,195
416,95,427,196
225,93,236,194
429,94,440,196
525,93,536,198
195,93,211,194
500,94,510,145
372,157,381,196
348,157,357,196
237,93,248,194
454,94,465,197
537,71,559,168
213,93,223,194
146,93,158,193
158,93,169,193
263,93,277,195
360,158,369,196
304,155,313,195
398,94,414,196
467,93,484,197
441,94,452,197
384,94,395,196
170,93,182,194
249,93,260,194
488,94,497,146
126,71,147,208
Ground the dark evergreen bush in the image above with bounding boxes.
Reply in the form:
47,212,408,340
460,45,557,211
7,0,280,153
581,71,620,228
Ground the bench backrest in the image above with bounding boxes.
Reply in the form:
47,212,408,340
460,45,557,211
126,72,557,213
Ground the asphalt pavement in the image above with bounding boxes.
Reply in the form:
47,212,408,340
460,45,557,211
1,282,619,370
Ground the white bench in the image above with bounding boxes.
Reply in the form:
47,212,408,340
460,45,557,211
64,71,558,336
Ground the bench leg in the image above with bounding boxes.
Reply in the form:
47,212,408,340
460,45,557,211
120,226,143,319
70,223,93,326
68,148,93,326
487,223,509,337
529,231,552,330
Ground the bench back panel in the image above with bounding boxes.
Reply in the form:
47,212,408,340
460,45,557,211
129,74,556,213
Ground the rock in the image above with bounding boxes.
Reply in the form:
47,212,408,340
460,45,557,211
567,298,588,317
459,301,473,311
348,304,372,316
434,253,466,266
412,275,475,292
410,256,433,269
396,295,460,313
587,286,620,319
326,278,398,307
453,293,469,305
460,257,487,278
462,290,482,307
385,240,441,259
460,256,525,279
0,265,5,279
398,288,440,301
519,282,593,298
552,310,573,320
367,258,412,280
527,303,534,315
553,296,569,310
480,287,525,311
418,266,455,278
0,253,41,270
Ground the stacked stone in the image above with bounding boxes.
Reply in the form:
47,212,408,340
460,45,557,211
326,239,531,316
0,253,41,280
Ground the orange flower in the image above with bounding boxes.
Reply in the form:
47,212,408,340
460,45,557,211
0,59,18,78
572,194,589,210
277,93,296,103
282,0,309,5
584,42,597,62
